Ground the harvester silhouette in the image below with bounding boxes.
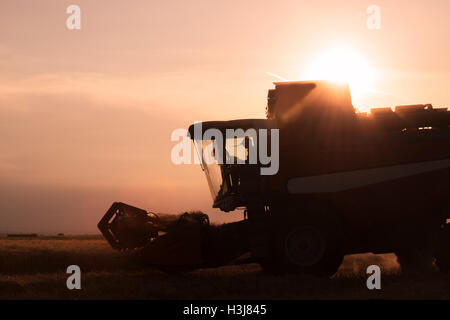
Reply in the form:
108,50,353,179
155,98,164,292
99,81,450,277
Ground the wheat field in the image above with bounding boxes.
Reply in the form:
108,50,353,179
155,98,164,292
1,237,449,299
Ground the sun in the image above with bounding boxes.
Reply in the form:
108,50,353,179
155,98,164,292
305,48,375,100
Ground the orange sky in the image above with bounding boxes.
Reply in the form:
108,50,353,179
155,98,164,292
1,0,450,233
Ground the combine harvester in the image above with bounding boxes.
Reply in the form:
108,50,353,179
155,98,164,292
99,81,450,277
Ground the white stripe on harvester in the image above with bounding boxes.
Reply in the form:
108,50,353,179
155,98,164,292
287,158,450,194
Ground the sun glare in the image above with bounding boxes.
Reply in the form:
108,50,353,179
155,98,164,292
305,48,375,100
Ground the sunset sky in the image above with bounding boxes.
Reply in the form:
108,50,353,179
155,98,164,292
1,0,450,233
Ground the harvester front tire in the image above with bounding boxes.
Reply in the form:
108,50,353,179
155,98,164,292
435,224,450,273
260,205,344,278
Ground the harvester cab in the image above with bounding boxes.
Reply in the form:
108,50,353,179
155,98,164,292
187,81,355,212
187,119,277,212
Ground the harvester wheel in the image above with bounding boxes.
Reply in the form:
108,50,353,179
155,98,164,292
435,224,450,273
395,221,441,274
395,248,435,274
260,205,344,278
